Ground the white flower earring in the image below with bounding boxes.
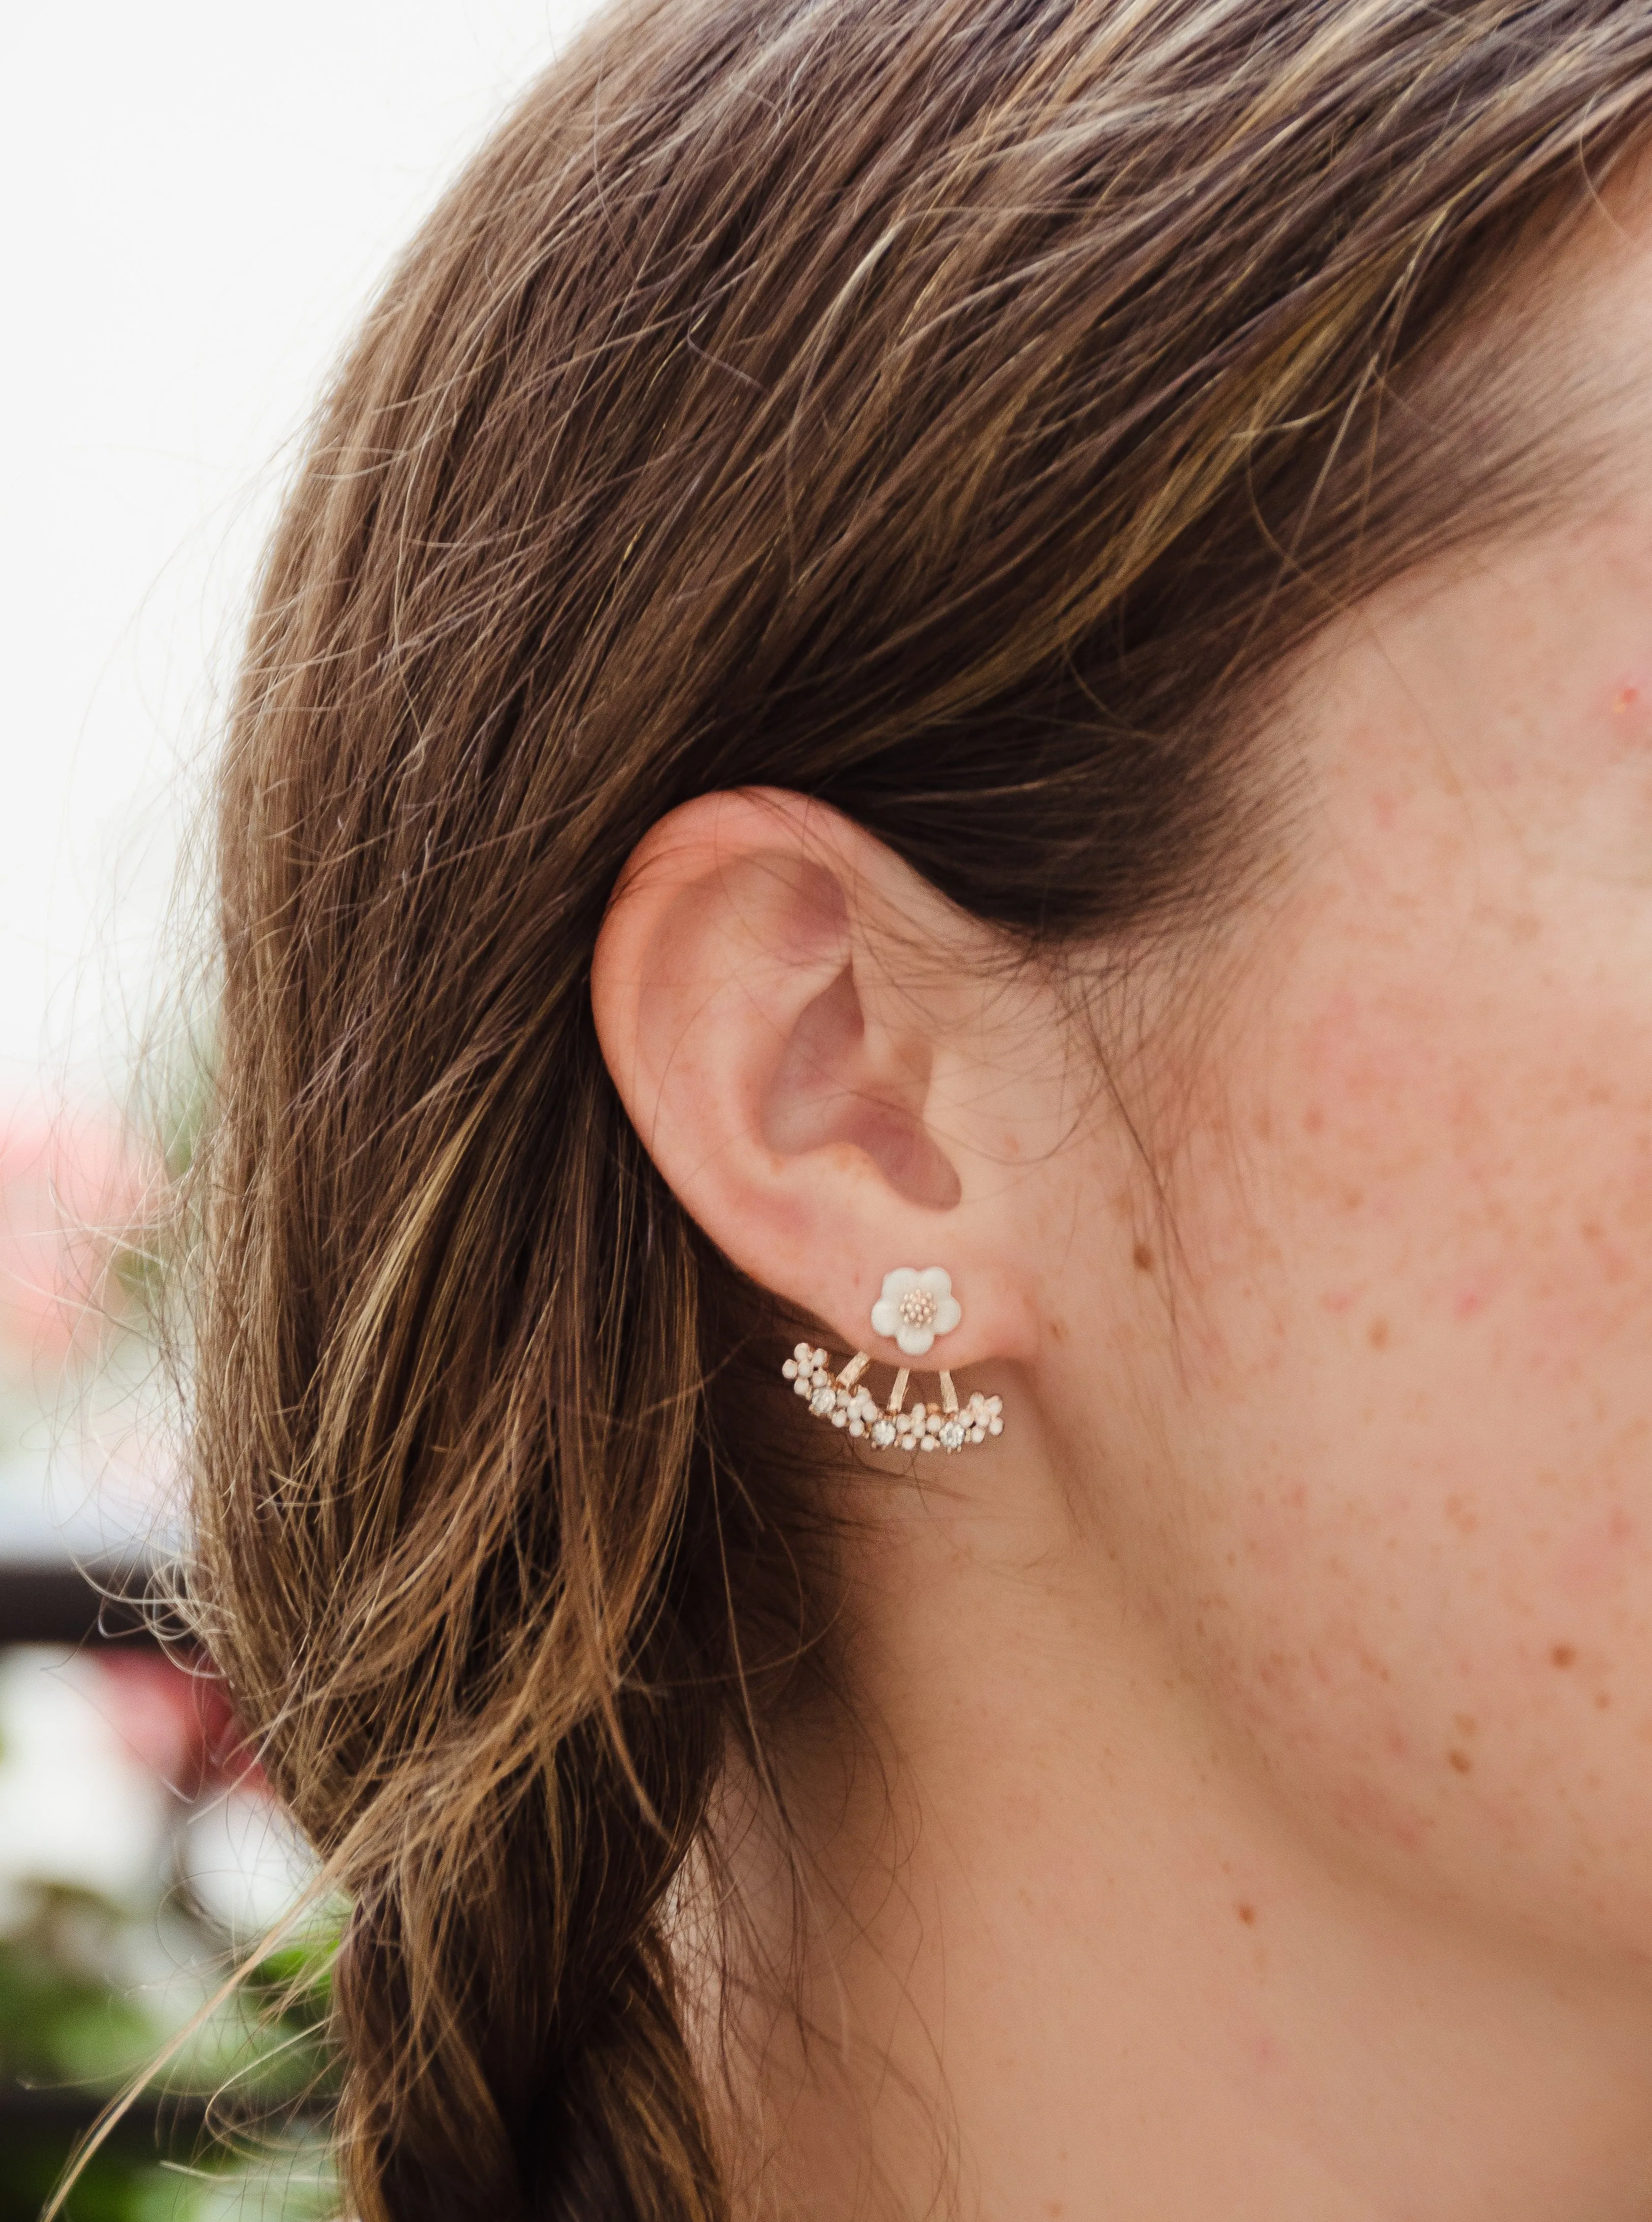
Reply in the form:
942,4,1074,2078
780,1264,1003,1455
870,1265,962,1356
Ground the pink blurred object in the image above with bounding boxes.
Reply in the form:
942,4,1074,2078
96,1646,266,1802
0,1104,143,1379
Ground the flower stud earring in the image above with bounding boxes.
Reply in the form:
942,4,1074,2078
780,1264,1002,1455
869,1266,962,1357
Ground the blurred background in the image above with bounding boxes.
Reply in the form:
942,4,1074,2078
1,3,596,2210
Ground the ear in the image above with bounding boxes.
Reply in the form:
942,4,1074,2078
590,789,1052,1368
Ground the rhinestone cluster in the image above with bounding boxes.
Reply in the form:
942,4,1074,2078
889,1391,1004,1454
781,1342,1004,1455
782,1345,881,1434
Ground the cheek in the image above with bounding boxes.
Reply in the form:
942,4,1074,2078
1162,913,1652,1949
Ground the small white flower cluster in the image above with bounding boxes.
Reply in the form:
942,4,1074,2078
781,1343,1004,1454
889,1391,1003,1455
782,1344,881,1433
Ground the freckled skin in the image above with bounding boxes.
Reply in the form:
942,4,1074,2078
1044,487,1652,1956
788,476,1652,2218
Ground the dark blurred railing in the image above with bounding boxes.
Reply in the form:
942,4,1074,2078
0,1558,160,1649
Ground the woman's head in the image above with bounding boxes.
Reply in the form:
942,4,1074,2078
183,2,1652,2216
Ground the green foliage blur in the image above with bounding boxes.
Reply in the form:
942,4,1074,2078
0,1880,340,2219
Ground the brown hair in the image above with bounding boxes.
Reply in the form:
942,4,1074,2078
175,2,1652,2216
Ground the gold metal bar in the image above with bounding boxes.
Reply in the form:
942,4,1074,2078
836,1350,870,1388
886,1367,909,1413
939,1372,959,1413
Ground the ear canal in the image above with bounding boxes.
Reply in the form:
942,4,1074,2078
762,965,962,1210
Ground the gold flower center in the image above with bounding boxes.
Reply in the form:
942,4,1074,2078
898,1287,938,1329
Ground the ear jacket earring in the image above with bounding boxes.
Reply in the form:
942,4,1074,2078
780,1266,1004,1454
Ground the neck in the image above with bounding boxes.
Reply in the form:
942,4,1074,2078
720,1438,1652,2222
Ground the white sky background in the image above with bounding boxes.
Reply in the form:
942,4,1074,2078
0,0,603,1109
